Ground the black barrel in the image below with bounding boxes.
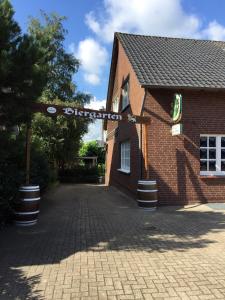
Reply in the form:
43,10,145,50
137,180,158,210
14,185,40,226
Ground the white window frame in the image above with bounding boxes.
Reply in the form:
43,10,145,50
118,140,130,173
112,96,119,113
121,80,129,110
200,134,225,176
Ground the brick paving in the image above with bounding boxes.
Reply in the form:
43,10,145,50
1,184,225,299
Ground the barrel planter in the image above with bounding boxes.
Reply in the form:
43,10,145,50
137,180,158,210
14,185,40,226
98,176,105,184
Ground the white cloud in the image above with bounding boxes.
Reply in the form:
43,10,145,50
74,38,108,85
83,97,106,142
84,73,100,85
86,12,101,34
85,0,225,42
83,120,103,142
85,0,201,43
203,21,225,41
85,97,106,110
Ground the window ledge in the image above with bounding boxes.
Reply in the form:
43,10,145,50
117,168,130,174
199,175,225,179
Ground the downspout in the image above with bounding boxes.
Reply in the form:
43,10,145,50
139,91,147,180
140,123,143,179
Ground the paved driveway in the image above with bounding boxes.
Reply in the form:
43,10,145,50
1,184,225,299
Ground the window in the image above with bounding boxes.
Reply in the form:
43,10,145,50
121,80,129,110
112,96,119,112
119,141,130,173
200,135,225,175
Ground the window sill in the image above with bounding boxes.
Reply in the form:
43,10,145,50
117,168,130,175
199,175,225,179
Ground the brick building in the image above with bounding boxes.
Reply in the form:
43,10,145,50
105,32,225,205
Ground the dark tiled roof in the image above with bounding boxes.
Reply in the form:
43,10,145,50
116,32,225,89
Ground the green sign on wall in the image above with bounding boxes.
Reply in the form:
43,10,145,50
171,94,182,122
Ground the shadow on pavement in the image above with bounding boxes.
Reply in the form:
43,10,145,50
0,268,41,300
1,184,225,298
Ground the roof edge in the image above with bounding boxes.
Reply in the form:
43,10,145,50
104,34,119,130
115,31,225,44
142,84,225,92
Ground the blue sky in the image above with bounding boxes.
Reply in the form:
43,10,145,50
11,0,109,101
10,0,225,140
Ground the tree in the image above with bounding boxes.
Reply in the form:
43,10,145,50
79,141,105,165
0,0,48,126
28,12,79,102
0,3,91,223
32,105,89,168
29,13,91,168
0,1,51,224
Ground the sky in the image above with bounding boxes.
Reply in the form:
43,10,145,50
10,0,225,141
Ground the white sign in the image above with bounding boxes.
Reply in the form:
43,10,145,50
47,107,57,114
61,107,123,121
171,123,183,136
39,104,150,124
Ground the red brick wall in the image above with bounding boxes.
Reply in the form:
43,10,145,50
144,89,225,205
105,39,144,194
106,40,225,205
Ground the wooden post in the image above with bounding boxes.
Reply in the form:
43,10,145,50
25,124,32,185
144,123,149,180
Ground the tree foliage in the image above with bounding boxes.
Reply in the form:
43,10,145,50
32,106,89,168
0,2,91,223
0,0,48,126
28,12,79,102
79,141,105,165
0,130,51,224
28,13,91,167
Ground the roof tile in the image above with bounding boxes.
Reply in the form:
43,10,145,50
116,33,225,89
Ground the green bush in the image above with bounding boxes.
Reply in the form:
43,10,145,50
29,147,50,190
0,133,24,225
0,132,52,225
79,141,105,164
59,165,99,183
98,164,105,177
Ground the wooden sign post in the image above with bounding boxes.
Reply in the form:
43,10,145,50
16,102,151,226
26,103,151,184
25,124,32,185
32,103,151,125
143,123,150,180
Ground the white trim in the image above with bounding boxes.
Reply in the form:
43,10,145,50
14,210,39,215
19,186,39,190
21,197,40,201
137,200,157,203
138,180,156,184
19,189,39,192
137,189,158,192
120,140,130,173
200,134,224,136
200,135,225,175
15,220,37,226
200,171,225,176
121,81,129,110
117,168,130,174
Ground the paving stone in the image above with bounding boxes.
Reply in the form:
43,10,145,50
1,184,225,299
